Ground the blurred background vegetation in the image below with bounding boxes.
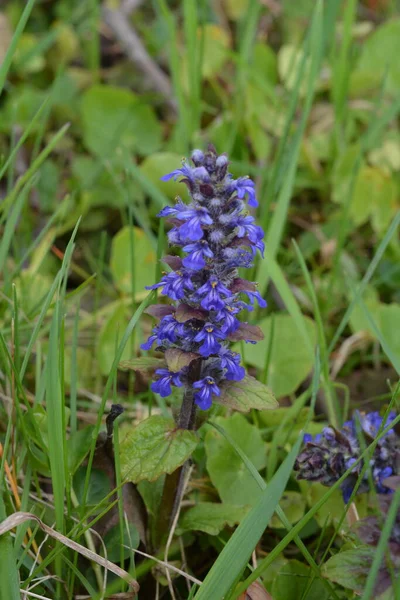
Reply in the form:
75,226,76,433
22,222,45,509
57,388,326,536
1,0,400,598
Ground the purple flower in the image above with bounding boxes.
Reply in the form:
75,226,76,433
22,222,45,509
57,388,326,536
157,315,184,342
141,146,267,409
195,276,232,311
214,304,241,333
230,177,258,207
182,241,214,270
241,289,267,310
141,333,159,351
235,215,265,257
296,410,399,502
160,163,194,182
193,376,221,410
177,207,213,241
193,323,224,356
147,270,194,301
151,369,183,397
219,348,245,381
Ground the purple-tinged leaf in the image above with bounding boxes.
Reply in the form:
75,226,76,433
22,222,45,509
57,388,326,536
175,303,207,323
145,304,175,319
216,375,277,412
162,255,182,270
119,357,166,374
229,278,257,293
228,323,264,342
165,348,200,372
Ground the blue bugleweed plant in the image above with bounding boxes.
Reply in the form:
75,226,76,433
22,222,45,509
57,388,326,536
141,145,265,411
295,411,400,503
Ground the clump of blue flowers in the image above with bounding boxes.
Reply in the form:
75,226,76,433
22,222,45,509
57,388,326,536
141,145,266,411
294,411,399,503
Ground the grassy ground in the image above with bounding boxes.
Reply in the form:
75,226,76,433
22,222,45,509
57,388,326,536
1,0,400,598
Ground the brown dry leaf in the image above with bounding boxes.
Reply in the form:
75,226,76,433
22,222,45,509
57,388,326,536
0,512,139,593
237,581,274,600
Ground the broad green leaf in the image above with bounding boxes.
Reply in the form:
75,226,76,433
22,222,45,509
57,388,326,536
351,301,400,365
252,42,278,85
119,356,166,374
322,547,374,592
14,270,53,315
352,19,400,97
269,492,306,528
242,314,317,398
67,426,96,474
272,560,331,600
119,415,198,483
80,84,161,157
205,413,267,506
140,152,188,201
259,407,311,443
217,375,277,412
104,523,140,562
332,146,399,234
303,482,344,527
222,0,249,20
110,226,156,295
72,155,143,209
164,348,199,372
74,467,111,506
179,502,249,535
378,303,400,364
200,24,230,79
63,346,93,390
349,286,380,335
96,302,132,375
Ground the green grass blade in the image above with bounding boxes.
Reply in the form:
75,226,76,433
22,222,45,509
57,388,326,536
0,497,20,600
82,291,156,506
328,211,400,354
193,438,303,600
0,180,32,274
293,239,339,426
0,0,36,94
0,123,70,217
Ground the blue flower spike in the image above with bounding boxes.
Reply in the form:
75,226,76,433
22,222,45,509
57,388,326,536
141,145,266,410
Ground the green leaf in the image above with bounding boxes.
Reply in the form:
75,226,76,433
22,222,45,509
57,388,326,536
119,356,166,374
303,482,344,527
96,302,132,375
179,502,249,535
104,523,140,562
217,375,277,412
67,426,96,474
242,314,317,398
269,492,306,528
200,24,230,79
322,547,374,592
139,152,188,202
74,467,111,506
81,84,161,157
164,348,200,372
350,301,400,366
119,415,198,483
205,413,267,506
272,560,331,600
352,19,400,97
110,226,156,296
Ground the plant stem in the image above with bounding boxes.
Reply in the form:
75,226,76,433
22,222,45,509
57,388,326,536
153,365,199,549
